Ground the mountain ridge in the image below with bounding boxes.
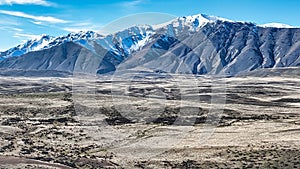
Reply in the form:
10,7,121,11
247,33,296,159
2,13,296,58
0,13,300,76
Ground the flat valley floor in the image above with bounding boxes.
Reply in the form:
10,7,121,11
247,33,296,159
0,74,299,168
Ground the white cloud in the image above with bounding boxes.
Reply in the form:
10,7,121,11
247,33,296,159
62,22,103,33
12,27,23,32
0,10,67,23
62,26,102,33
126,0,143,6
31,21,43,25
120,0,145,9
63,27,88,33
71,22,94,27
13,32,40,40
0,0,52,6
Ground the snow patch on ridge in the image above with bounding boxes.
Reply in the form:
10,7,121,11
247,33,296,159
259,23,295,28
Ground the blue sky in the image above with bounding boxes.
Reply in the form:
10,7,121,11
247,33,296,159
0,0,300,51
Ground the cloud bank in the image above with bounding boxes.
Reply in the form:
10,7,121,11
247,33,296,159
0,0,52,6
0,10,67,23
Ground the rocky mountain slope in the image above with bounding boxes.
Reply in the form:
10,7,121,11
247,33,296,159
0,14,300,76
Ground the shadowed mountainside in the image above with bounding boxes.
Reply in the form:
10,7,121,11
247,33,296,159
0,14,300,76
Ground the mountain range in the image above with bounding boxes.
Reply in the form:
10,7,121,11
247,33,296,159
1,14,300,76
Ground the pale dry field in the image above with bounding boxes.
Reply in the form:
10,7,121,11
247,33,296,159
0,74,299,168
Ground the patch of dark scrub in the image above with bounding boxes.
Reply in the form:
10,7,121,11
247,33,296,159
1,85,68,95
0,104,76,118
101,106,286,126
96,89,112,95
1,117,23,125
223,114,283,121
72,158,119,168
135,159,228,169
62,93,73,102
105,116,133,125
228,86,286,97
226,94,285,107
195,109,286,127
0,141,14,152
273,98,300,103
2,116,78,126
32,117,78,125
151,107,180,125
152,116,178,125
222,145,300,169
49,105,76,116
101,106,133,125
127,87,181,100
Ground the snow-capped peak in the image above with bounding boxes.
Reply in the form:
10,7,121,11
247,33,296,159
65,31,103,39
195,14,234,23
1,13,298,61
153,13,235,36
153,14,233,30
258,23,295,28
0,35,55,59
